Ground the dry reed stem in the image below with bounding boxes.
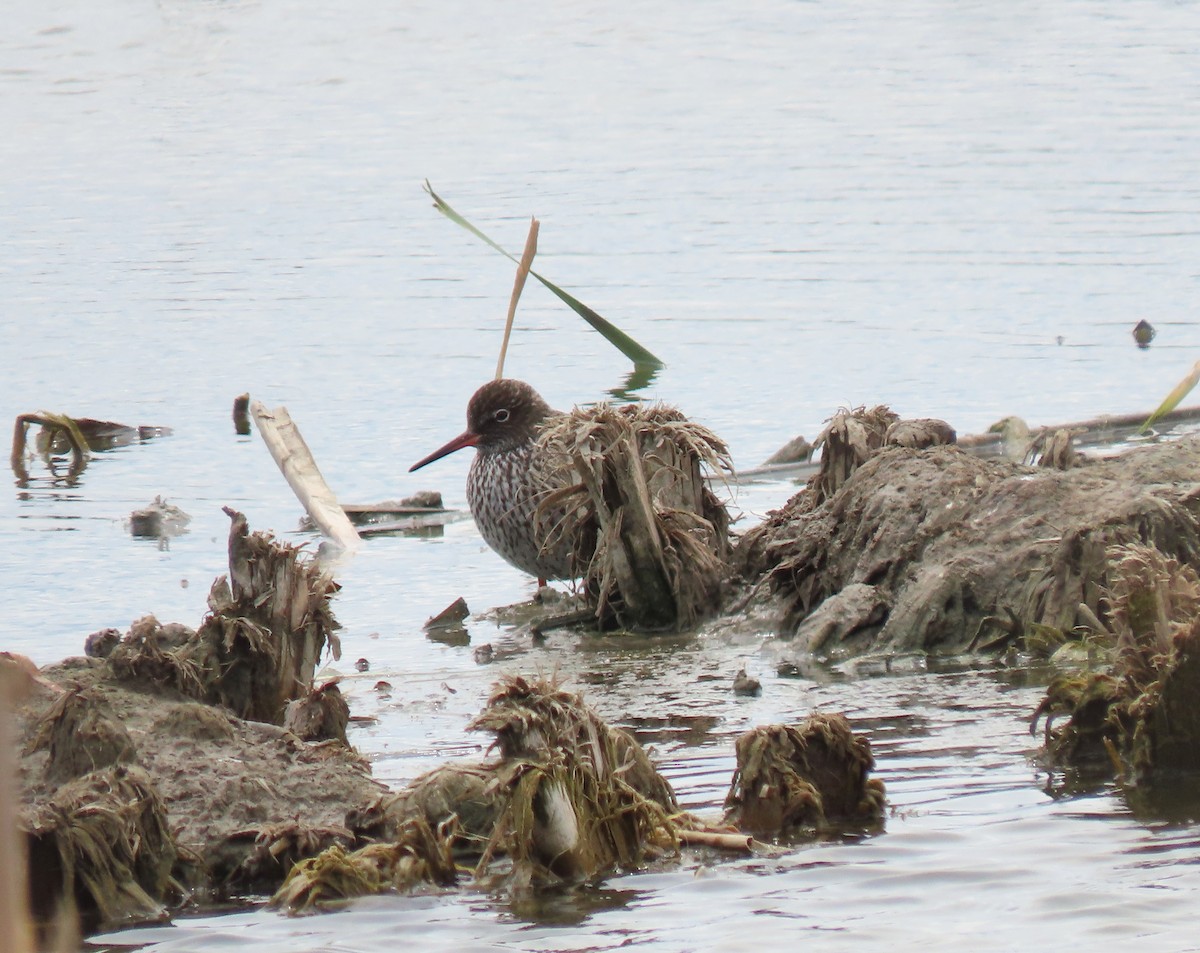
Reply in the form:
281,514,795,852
496,217,539,380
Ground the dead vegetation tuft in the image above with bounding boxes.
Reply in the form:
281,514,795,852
1034,543,1200,783
723,714,885,836
536,403,733,631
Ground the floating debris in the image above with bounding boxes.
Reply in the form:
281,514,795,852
317,492,450,537
1132,319,1156,348
251,403,361,551
424,597,470,630
228,394,250,437
423,598,471,648
11,412,171,483
763,435,813,466
732,669,761,696
722,714,885,837
129,496,191,538
979,415,1033,463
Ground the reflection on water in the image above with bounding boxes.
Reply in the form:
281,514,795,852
605,362,661,403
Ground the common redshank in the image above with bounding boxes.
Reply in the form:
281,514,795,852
409,379,575,584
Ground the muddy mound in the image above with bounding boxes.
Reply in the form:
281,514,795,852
13,510,379,935
735,434,1200,658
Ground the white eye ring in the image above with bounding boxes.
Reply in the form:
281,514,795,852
494,408,511,423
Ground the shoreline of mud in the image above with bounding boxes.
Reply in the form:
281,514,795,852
12,421,1200,942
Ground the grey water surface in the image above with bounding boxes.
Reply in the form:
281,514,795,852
5,0,1200,950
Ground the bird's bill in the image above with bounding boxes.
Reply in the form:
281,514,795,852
409,430,479,472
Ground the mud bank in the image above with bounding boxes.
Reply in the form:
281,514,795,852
11,509,379,932
734,429,1200,661
10,511,883,938
728,418,1200,792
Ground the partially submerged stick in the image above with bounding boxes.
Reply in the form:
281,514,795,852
250,402,361,551
496,218,539,380
11,412,89,480
677,829,755,852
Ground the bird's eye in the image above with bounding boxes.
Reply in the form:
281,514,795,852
494,408,511,423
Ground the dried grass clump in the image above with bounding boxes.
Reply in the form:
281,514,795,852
22,766,177,930
1107,544,1200,689
107,508,341,724
811,406,900,505
1035,543,1200,780
26,688,137,786
326,677,682,900
271,817,456,913
1107,546,1200,776
469,675,678,811
199,508,342,722
535,403,732,631
1029,428,1081,469
108,616,209,700
785,405,956,516
219,820,356,893
283,680,350,744
884,417,956,451
360,764,502,857
723,714,885,837
468,677,679,881
1031,672,1124,770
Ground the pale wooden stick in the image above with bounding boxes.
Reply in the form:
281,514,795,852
678,829,755,852
250,402,361,551
496,216,539,380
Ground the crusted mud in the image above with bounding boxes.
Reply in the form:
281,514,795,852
734,431,1200,660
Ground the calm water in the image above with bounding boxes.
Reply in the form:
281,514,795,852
5,0,1200,949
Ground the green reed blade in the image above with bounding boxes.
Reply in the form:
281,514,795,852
1140,359,1200,433
425,181,665,369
